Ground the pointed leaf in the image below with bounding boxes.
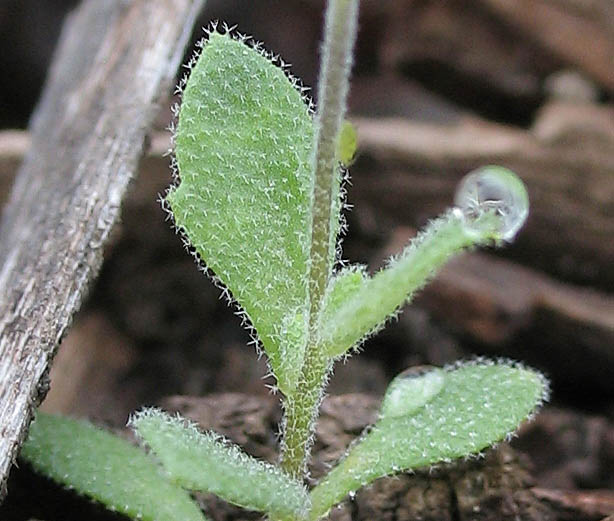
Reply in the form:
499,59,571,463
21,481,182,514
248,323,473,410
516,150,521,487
21,413,207,521
309,360,548,520
131,408,310,520
168,32,315,393
321,266,367,320
318,210,499,357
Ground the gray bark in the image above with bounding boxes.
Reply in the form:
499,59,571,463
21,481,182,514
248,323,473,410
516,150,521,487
0,0,203,498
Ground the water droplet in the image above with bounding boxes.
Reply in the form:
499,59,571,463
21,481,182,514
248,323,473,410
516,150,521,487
380,366,446,419
454,166,529,241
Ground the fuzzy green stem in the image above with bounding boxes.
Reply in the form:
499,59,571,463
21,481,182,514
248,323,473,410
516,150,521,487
280,0,359,480
279,352,331,479
308,0,359,321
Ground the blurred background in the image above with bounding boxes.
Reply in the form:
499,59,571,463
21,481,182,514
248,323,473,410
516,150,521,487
0,0,613,517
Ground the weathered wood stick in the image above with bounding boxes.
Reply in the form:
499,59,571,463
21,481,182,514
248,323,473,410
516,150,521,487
0,0,203,498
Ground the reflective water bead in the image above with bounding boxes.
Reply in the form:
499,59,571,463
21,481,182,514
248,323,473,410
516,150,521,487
379,366,446,419
454,166,529,241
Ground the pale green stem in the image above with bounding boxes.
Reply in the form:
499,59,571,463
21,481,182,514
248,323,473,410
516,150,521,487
280,0,359,480
308,0,359,321
279,352,331,479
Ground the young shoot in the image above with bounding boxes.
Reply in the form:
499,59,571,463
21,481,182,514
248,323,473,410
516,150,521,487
21,1,547,520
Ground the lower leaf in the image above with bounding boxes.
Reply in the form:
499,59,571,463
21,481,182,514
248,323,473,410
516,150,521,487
308,360,548,520
21,413,208,521
131,408,310,520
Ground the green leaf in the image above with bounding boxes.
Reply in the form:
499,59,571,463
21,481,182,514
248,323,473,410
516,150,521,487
321,266,367,320
336,120,357,167
318,210,491,357
318,168,531,359
168,31,315,394
21,413,207,521
309,360,548,520
131,408,310,520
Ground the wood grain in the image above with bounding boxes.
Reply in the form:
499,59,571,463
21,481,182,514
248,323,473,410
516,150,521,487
0,0,203,497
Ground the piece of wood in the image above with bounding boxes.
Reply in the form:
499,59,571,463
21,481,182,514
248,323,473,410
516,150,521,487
479,0,614,92
6,98,613,290
379,0,552,117
3,110,614,396
532,488,614,520
419,249,614,347
0,0,203,498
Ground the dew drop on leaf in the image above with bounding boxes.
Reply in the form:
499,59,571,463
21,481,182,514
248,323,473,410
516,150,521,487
454,166,529,241
379,366,446,419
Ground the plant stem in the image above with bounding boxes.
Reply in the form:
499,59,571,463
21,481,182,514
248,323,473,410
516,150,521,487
308,0,359,321
280,0,359,480
279,352,331,479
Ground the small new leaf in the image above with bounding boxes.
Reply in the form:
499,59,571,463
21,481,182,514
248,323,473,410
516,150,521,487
21,413,207,521
336,120,357,167
169,31,315,394
321,266,367,320
309,360,548,520
318,210,496,357
131,408,310,520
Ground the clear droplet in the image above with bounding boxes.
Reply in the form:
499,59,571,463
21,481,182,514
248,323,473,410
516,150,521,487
380,366,446,419
454,166,529,241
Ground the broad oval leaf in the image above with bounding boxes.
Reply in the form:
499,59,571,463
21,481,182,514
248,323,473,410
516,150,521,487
21,413,208,521
131,408,310,520
309,360,548,520
168,32,315,393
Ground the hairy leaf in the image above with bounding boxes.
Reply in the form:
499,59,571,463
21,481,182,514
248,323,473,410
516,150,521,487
317,212,469,355
169,32,314,393
318,210,501,357
21,413,207,521
321,266,367,320
131,408,310,520
309,360,548,520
